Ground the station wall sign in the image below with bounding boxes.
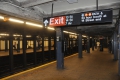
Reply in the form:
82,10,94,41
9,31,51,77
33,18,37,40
43,13,81,27
80,9,112,25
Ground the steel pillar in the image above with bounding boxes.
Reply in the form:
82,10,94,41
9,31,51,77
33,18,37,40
87,36,90,53
78,33,82,58
92,38,94,51
33,35,37,64
56,28,64,69
118,21,120,76
5,39,8,52
9,33,13,72
22,34,27,68
113,31,118,60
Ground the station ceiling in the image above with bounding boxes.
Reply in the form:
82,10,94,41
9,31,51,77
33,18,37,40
0,0,120,37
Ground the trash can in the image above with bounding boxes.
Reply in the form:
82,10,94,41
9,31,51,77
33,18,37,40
100,44,103,51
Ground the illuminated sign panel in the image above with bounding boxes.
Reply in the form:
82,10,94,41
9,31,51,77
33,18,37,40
80,9,112,25
49,16,66,26
43,13,81,27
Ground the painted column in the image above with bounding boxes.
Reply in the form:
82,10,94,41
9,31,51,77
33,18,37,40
42,36,44,63
9,33,13,72
33,35,37,64
5,38,8,52
48,36,51,61
87,36,90,53
22,34,27,68
92,38,94,51
78,33,82,58
118,21,120,75
56,28,64,69
113,31,118,60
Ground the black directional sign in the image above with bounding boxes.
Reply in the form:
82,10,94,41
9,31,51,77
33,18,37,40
43,9,113,27
43,13,81,27
80,9,112,25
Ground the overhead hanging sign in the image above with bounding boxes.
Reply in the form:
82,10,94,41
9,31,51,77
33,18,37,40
80,9,112,25
43,13,81,27
43,9,112,27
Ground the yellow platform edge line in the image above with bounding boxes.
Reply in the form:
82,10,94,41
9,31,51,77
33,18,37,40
1,53,78,80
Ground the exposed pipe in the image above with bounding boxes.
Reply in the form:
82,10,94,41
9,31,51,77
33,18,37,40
51,3,54,17
96,0,98,10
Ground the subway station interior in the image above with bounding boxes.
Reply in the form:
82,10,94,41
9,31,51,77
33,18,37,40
0,0,120,80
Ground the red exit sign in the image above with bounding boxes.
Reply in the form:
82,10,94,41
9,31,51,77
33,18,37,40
49,16,66,26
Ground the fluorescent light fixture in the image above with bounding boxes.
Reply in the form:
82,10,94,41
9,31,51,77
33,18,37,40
67,0,78,4
13,34,21,36
26,22,43,27
82,35,87,37
0,16,4,19
9,18,24,23
69,32,75,34
26,35,31,37
63,31,69,33
47,27,55,30
0,33,9,36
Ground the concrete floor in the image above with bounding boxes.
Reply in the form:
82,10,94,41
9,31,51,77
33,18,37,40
3,48,120,80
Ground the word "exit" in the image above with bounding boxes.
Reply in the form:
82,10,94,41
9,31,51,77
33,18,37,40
49,16,66,26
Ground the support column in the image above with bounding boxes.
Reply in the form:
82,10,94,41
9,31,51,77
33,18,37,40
92,38,94,51
23,34,27,68
33,35,37,64
118,21,120,76
17,38,20,53
71,38,73,54
48,36,51,61
9,33,13,72
95,39,97,49
56,28,64,69
54,35,56,59
78,33,82,58
69,38,71,54
87,36,90,53
113,31,118,60
42,36,44,63
5,38,8,52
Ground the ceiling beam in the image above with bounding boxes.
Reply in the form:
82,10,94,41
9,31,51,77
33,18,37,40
22,0,54,7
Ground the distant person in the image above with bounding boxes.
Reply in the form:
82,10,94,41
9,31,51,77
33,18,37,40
84,43,87,52
38,42,41,49
108,41,112,53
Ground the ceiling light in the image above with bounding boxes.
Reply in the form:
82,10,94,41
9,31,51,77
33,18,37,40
13,34,21,36
82,35,87,37
47,27,55,30
9,18,24,23
69,32,75,34
26,22,43,27
63,31,69,33
67,0,78,4
26,35,31,37
0,33,9,36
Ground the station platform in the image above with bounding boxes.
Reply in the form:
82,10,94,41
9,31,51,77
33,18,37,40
1,48,120,80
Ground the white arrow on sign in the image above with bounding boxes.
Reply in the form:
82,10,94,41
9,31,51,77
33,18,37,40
44,20,49,26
